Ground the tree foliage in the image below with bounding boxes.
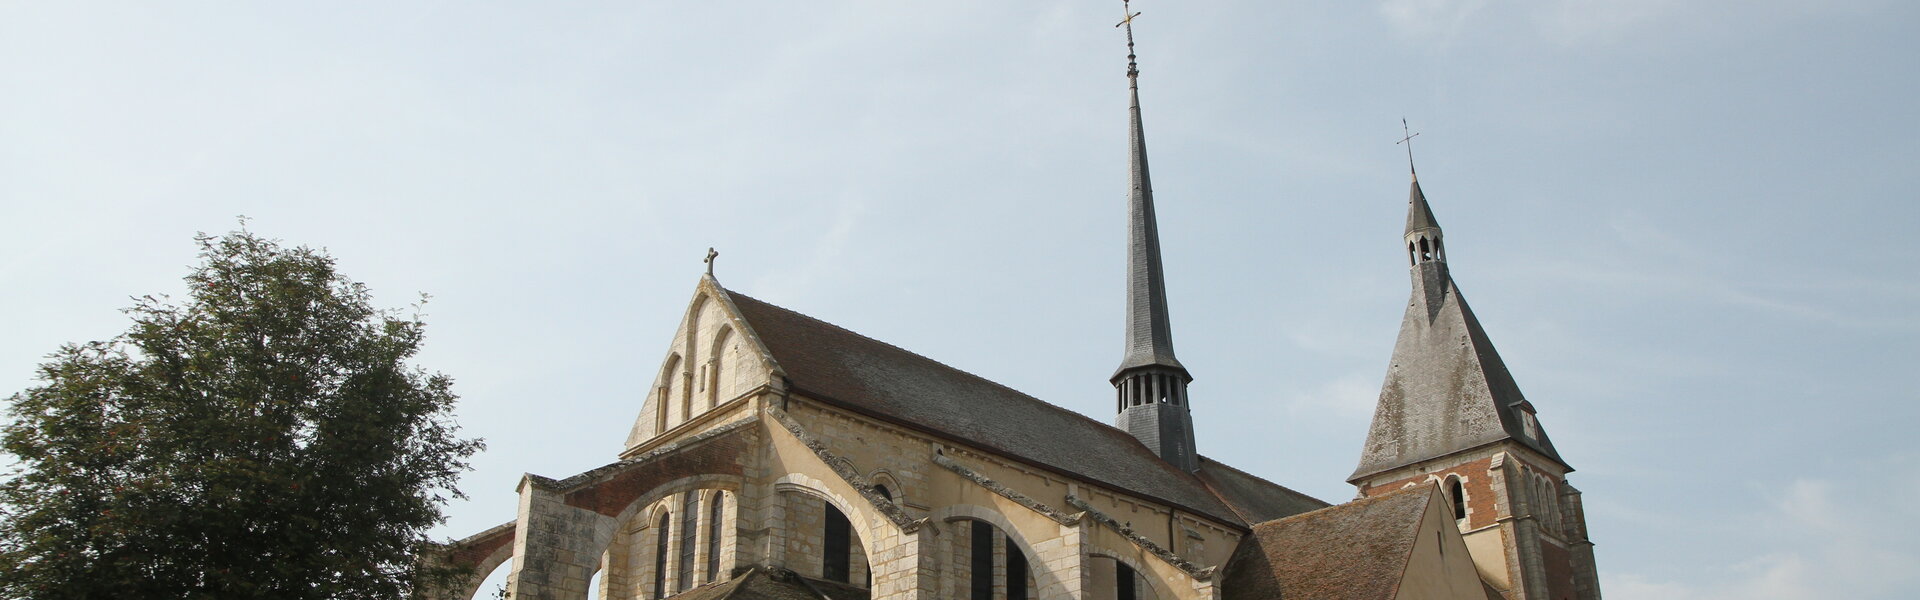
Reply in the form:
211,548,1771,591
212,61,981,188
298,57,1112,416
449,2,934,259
0,229,483,599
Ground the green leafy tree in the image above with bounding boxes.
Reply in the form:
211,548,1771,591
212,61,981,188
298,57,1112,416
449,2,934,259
0,228,483,599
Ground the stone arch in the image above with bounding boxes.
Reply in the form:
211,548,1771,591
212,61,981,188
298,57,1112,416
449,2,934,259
1444,474,1468,521
655,353,682,435
452,541,516,600
866,469,904,507
1086,550,1172,600
681,295,710,425
597,475,746,599
927,504,1068,599
707,325,734,410
771,472,889,581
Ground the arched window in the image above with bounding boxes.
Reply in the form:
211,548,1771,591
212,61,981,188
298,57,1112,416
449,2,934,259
970,521,993,600
706,491,724,583
652,511,671,599
874,485,892,501
679,492,700,591
707,327,733,410
1117,561,1138,600
1447,476,1467,521
657,354,682,433
823,503,852,583
1006,541,1029,600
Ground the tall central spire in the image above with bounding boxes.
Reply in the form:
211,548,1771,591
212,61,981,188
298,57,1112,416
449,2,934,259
1111,1,1197,473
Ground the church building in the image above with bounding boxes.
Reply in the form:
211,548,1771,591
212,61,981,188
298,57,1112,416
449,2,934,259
430,12,1601,600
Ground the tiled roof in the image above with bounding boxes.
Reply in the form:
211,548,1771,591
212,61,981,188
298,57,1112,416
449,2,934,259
726,290,1321,527
1196,457,1330,524
1220,486,1435,600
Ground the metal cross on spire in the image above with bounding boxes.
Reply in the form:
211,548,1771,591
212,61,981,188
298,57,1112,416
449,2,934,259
1116,0,1142,79
1397,117,1421,179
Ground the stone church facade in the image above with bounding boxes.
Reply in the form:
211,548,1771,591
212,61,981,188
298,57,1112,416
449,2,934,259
429,21,1602,600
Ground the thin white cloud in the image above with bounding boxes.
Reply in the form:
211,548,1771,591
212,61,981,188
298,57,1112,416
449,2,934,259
1605,475,1920,599
1282,373,1379,420
1380,0,1897,45
1377,0,1490,42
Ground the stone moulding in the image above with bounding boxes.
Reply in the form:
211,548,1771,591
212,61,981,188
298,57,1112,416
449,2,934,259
931,452,1078,526
765,405,928,532
1066,493,1214,580
525,416,760,492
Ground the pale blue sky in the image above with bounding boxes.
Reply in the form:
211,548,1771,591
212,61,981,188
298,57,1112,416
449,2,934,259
4,2,1917,598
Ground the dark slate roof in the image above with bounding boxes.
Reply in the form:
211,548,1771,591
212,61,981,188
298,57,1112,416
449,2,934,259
1195,456,1330,524
1406,176,1441,236
1219,486,1435,600
1117,76,1187,376
727,290,1320,527
1350,264,1569,482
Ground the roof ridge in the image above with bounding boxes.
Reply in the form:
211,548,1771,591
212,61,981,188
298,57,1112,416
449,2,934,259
1267,483,1432,527
1198,455,1327,505
723,288,1153,445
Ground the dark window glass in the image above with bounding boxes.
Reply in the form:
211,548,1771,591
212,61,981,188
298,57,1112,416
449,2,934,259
875,485,892,501
1448,477,1467,520
653,512,671,599
1005,540,1028,600
971,521,993,600
823,503,851,582
706,492,724,582
1117,561,1137,600
679,492,700,590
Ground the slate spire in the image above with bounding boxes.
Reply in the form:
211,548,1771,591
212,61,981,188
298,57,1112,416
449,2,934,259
1351,170,1570,484
1111,3,1197,473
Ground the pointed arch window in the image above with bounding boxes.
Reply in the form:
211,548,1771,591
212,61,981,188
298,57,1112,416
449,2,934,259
679,492,700,590
708,327,734,410
970,521,993,600
706,491,725,583
1006,541,1029,600
657,354,682,433
652,511,672,599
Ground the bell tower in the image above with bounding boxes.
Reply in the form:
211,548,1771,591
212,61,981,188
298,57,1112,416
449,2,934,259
1349,148,1602,600
1109,2,1197,473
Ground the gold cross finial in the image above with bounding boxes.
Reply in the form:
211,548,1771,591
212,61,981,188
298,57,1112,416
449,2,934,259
704,247,718,276
1116,0,1142,78
1396,118,1421,179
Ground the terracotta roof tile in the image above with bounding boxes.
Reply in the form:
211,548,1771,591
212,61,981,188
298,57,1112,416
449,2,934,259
1220,486,1435,600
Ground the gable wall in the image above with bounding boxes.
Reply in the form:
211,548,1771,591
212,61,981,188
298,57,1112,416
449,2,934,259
1395,490,1493,600
626,286,778,451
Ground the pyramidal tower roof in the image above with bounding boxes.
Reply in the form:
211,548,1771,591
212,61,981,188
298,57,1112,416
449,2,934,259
1351,174,1569,482
1405,175,1441,236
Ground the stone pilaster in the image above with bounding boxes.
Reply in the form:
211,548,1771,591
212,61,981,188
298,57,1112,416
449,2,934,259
506,477,619,600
